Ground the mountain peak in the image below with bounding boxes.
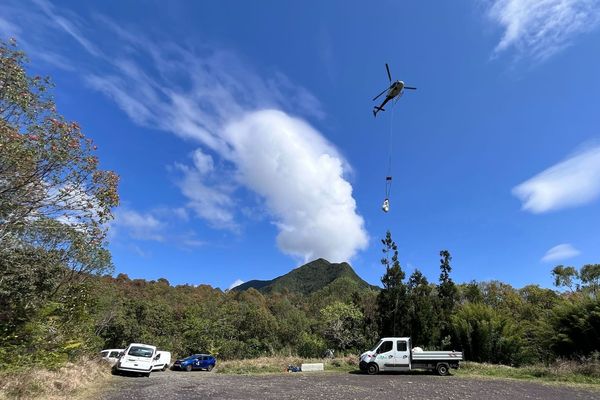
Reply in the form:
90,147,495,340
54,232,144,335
233,259,372,295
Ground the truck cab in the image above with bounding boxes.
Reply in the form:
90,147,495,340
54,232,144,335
359,337,462,376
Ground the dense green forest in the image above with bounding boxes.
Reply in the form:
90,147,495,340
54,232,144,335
1,39,599,371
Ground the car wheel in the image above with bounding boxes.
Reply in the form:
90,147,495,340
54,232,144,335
186,364,193,372
436,363,449,376
367,363,379,375
207,364,214,372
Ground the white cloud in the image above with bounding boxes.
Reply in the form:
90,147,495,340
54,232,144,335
225,110,368,261
512,144,600,213
541,243,581,262
113,208,164,241
487,0,600,61
228,279,245,290
192,149,215,175
174,162,238,231
32,0,103,57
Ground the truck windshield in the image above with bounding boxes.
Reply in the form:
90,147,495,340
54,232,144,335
127,346,154,358
371,340,383,352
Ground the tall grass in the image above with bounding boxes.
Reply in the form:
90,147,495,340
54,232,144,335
0,358,111,400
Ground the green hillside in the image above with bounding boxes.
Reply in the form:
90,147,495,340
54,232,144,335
233,258,377,294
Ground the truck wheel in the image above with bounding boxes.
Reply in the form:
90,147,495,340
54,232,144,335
436,363,449,376
367,363,379,375
186,365,193,372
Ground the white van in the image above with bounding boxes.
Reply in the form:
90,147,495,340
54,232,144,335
113,343,157,377
152,351,171,371
100,348,124,366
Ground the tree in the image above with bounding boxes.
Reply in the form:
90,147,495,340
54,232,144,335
0,39,119,367
377,231,408,337
0,38,118,296
320,301,364,351
451,302,524,365
551,265,579,292
580,264,600,297
1,40,118,244
406,269,438,347
438,250,458,341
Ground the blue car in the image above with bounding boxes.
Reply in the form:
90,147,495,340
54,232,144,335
172,354,216,372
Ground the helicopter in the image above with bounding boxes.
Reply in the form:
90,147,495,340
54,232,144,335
372,63,416,117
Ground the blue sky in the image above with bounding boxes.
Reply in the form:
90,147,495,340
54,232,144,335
2,0,600,290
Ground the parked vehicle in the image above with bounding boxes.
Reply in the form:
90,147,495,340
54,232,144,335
172,354,216,372
100,348,124,366
152,351,172,371
113,343,157,377
359,337,462,376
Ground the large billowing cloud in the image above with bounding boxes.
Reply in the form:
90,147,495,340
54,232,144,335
487,0,600,61
225,110,367,261
512,144,600,213
3,0,369,262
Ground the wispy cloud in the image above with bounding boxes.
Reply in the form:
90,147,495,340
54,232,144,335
32,0,103,57
113,208,165,242
487,0,600,61
513,144,600,213
172,160,239,232
541,243,580,262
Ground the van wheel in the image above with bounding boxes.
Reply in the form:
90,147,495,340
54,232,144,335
186,365,192,372
367,363,379,375
162,365,167,372
436,363,449,376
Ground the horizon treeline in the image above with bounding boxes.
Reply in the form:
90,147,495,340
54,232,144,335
1,38,599,371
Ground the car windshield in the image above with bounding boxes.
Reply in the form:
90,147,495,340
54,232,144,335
127,346,154,358
183,355,199,361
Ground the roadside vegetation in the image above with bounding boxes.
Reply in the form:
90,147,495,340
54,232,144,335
0,359,111,400
215,356,358,374
457,357,600,386
1,38,599,399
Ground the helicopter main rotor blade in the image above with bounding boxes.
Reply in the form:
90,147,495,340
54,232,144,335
385,63,392,82
372,87,388,101
404,86,417,90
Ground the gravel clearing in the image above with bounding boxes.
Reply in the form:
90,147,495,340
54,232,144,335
98,370,600,400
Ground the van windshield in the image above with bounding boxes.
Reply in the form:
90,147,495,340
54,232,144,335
127,346,154,358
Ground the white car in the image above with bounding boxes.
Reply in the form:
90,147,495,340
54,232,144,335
100,349,124,366
113,343,157,377
152,351,171,371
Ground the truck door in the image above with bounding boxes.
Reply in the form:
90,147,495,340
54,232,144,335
374,340,395,371
395,340,410,370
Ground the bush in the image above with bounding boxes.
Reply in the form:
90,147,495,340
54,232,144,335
297,333,326,358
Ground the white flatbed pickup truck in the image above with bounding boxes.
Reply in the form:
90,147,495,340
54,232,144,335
359,337,462,376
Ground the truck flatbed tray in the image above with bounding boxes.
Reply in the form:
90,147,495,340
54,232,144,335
412,351,463,361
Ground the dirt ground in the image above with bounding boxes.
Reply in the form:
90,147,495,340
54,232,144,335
97,369,600,400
